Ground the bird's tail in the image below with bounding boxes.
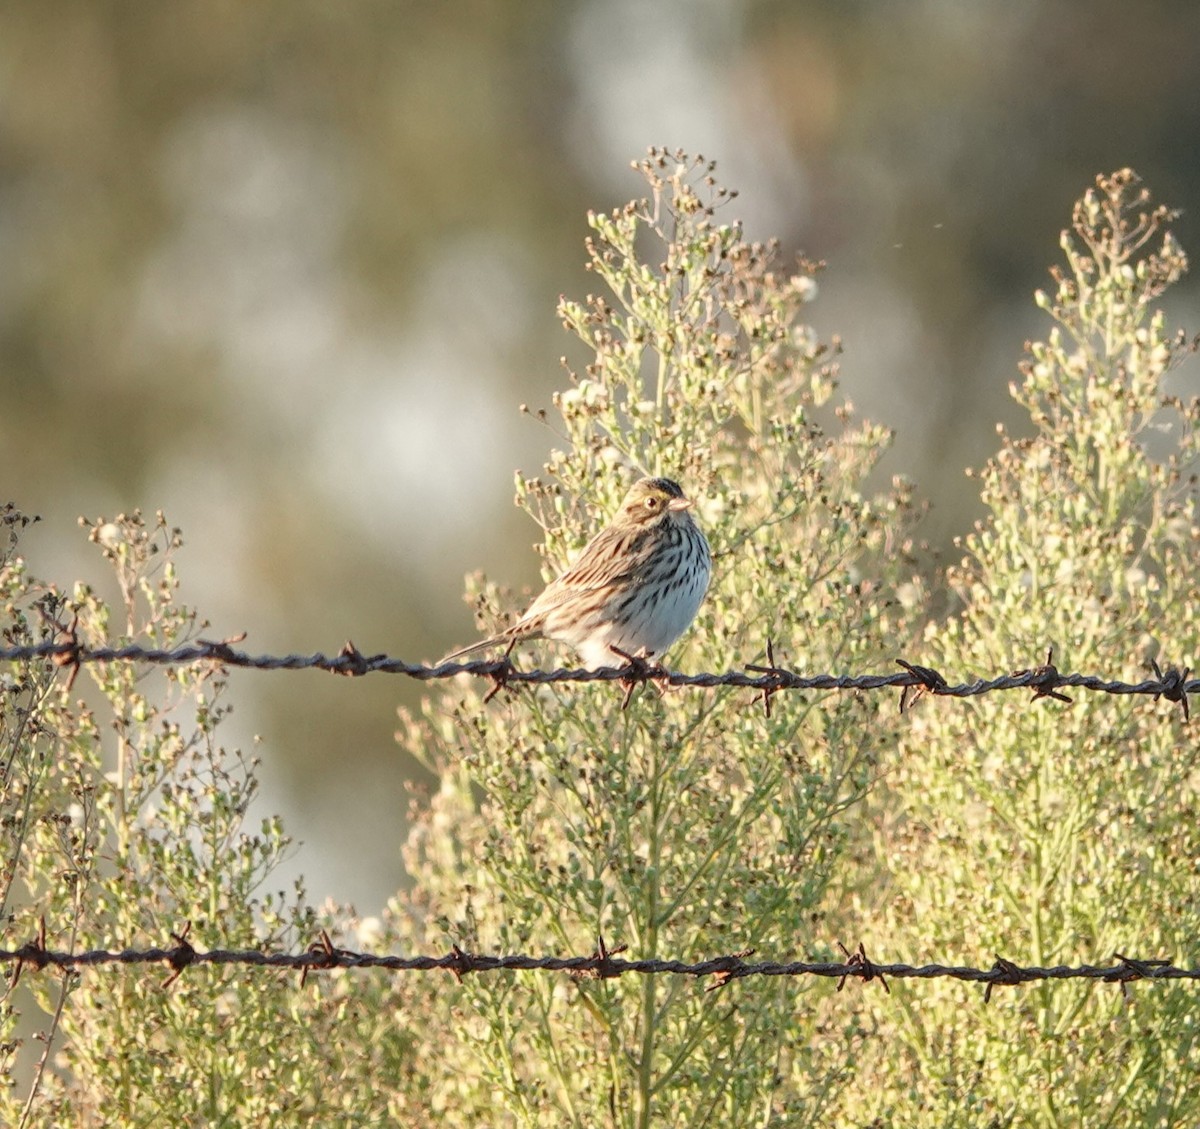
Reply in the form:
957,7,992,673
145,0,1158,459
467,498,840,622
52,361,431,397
440,635,510,664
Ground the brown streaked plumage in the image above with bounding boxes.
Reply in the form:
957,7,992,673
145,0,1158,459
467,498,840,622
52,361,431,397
443,477,711,670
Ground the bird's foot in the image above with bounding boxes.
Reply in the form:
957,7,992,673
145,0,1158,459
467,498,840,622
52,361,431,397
482,639,520,704
608,646,669,709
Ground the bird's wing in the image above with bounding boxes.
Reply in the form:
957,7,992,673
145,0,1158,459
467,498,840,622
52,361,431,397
521,526,643,621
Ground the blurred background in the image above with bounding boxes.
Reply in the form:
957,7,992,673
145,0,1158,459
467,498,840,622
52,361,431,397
3,0,1198,910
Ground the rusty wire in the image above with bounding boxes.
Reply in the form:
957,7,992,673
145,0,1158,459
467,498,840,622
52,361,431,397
0,637,1193,716
0,927,1194,1001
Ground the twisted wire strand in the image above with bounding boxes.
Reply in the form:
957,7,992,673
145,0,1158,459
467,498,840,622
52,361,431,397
0,639,1193,714
1,934,1193,998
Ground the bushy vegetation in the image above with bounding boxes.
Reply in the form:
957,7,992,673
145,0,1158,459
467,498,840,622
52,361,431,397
841,170,1200,1128
1,159,1195,1126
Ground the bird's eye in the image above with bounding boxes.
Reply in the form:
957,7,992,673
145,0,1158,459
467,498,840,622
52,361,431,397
644,497,659,510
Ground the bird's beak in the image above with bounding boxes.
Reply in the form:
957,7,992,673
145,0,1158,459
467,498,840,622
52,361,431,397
668,497,693,512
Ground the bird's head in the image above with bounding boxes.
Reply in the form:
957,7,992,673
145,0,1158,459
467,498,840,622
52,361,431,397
616,477,694,528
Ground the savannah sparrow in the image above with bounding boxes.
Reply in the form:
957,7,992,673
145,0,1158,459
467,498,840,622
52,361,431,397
444,477,711,670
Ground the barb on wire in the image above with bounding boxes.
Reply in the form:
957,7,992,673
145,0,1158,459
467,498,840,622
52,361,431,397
1,929,1196,1001
0,638,1194,716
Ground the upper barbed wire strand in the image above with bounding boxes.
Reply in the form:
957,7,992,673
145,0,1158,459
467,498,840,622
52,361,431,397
0,639,1192,716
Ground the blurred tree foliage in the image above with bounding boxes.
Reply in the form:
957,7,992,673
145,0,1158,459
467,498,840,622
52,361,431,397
3,1,1200,906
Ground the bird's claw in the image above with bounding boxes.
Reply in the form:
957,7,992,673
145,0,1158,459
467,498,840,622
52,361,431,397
608,645,670,709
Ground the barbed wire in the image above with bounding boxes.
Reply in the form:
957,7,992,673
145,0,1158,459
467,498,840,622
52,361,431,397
2,925,1194,1002
0,636,1193,716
